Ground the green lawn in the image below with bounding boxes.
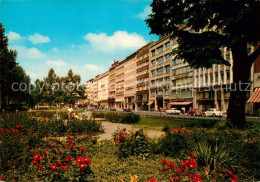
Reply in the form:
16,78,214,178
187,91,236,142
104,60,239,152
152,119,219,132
132,117,191,131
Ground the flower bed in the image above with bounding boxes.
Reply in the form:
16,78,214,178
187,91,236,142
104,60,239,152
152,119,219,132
0,112,259,181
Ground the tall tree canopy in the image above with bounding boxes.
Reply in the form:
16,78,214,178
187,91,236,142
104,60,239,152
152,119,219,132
0,23,32,111
146,0,260,128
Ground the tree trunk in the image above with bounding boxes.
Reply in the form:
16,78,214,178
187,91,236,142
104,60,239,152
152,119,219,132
227,42,251,129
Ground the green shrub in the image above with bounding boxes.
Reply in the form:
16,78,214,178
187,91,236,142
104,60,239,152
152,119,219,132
156,128,189,157
113,128,152,158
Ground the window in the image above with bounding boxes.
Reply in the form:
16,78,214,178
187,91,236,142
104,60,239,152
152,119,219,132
165,76,170,83
165,42,170,50
151,60,155,66
165,65,170,73
215,73,219,83
157,67,163,75
151,70,155,77
172,80,176,86
157,46,163,54
151,80,156,86
172,59,176,65
173,69,177,76
165,90,170,95
151,91,155,97
221,72,224,82
152,50,155,56
157,91,163,96
165,54,170,61
157,78,163,85
226,71,230,81
157,56,163,64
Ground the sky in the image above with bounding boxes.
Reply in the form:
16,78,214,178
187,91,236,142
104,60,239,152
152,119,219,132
0,0,158,83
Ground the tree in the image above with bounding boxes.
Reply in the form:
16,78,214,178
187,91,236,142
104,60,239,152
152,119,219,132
146,0,260,128
63,69,81,107
0,22,32,111
43,68,57,109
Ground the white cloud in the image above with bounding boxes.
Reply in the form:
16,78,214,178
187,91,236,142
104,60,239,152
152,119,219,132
84,31,147,52
136,5,152,20
85,64,104,71
7,31,22,41
46,59,67,67
11,45,46,59
28,33,50,44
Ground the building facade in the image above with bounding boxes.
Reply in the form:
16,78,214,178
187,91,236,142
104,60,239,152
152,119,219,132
85,78,94,108
136,43,151,111
115,61,125,109
149,35,172,111
124,53,137,110
97,71,109,109
108,60,119,109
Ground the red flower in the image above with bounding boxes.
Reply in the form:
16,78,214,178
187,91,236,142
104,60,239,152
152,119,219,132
188,164,196,169
176,168,182,173
0,176,4,180
69,132,73,136
66,156,74,162
39,156,44,161
33,154,40,161
25,145,29,149
85,157,92,165
76,157,84,164
172,176,180,181
43,150,49,154
229,178,237,182
227,170,233,176
162,159,167,164
148,178,157,182
242,160,248,164
183,169,188,174
63,164,69,171
117,151,122,155
38,164,43,169
123,128,126,131
57,161,63,166
233,175,238,180
162,166,169,171
188,152,196,157
79,164,86,169
180,161,187,167
50,142,56,147
167,161,176,169
79,148,87,152
50,164,57,170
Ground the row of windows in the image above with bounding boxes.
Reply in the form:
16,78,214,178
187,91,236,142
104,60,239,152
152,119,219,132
151,65,171,77
137,52,149,61
151,41,171,56
151,76,170,86
137,60,149,68
151,54,171,66
195,71,230,84
173,66,191,76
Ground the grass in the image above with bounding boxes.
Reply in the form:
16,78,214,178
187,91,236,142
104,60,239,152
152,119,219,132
132,117,191,131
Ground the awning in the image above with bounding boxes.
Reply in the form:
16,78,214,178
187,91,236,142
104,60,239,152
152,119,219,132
247,88,260,103
169,101,192,106
147,100,154,105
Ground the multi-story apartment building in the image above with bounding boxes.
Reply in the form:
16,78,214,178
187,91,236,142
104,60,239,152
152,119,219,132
136,43,151,111
149,35,172,111
193,48,233,113
85,78,94,108
115,61,125,109
97,71,109,109
108,60,119,108
124,52,137,110
93,75,99,108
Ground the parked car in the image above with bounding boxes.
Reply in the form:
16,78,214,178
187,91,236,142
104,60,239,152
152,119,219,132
110,107,116,111
165,108,181,115
123,108,131,112
187,108,203,116
203,108,222,117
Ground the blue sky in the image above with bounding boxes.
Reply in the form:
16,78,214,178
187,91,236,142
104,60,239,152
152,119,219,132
0,0,158,83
